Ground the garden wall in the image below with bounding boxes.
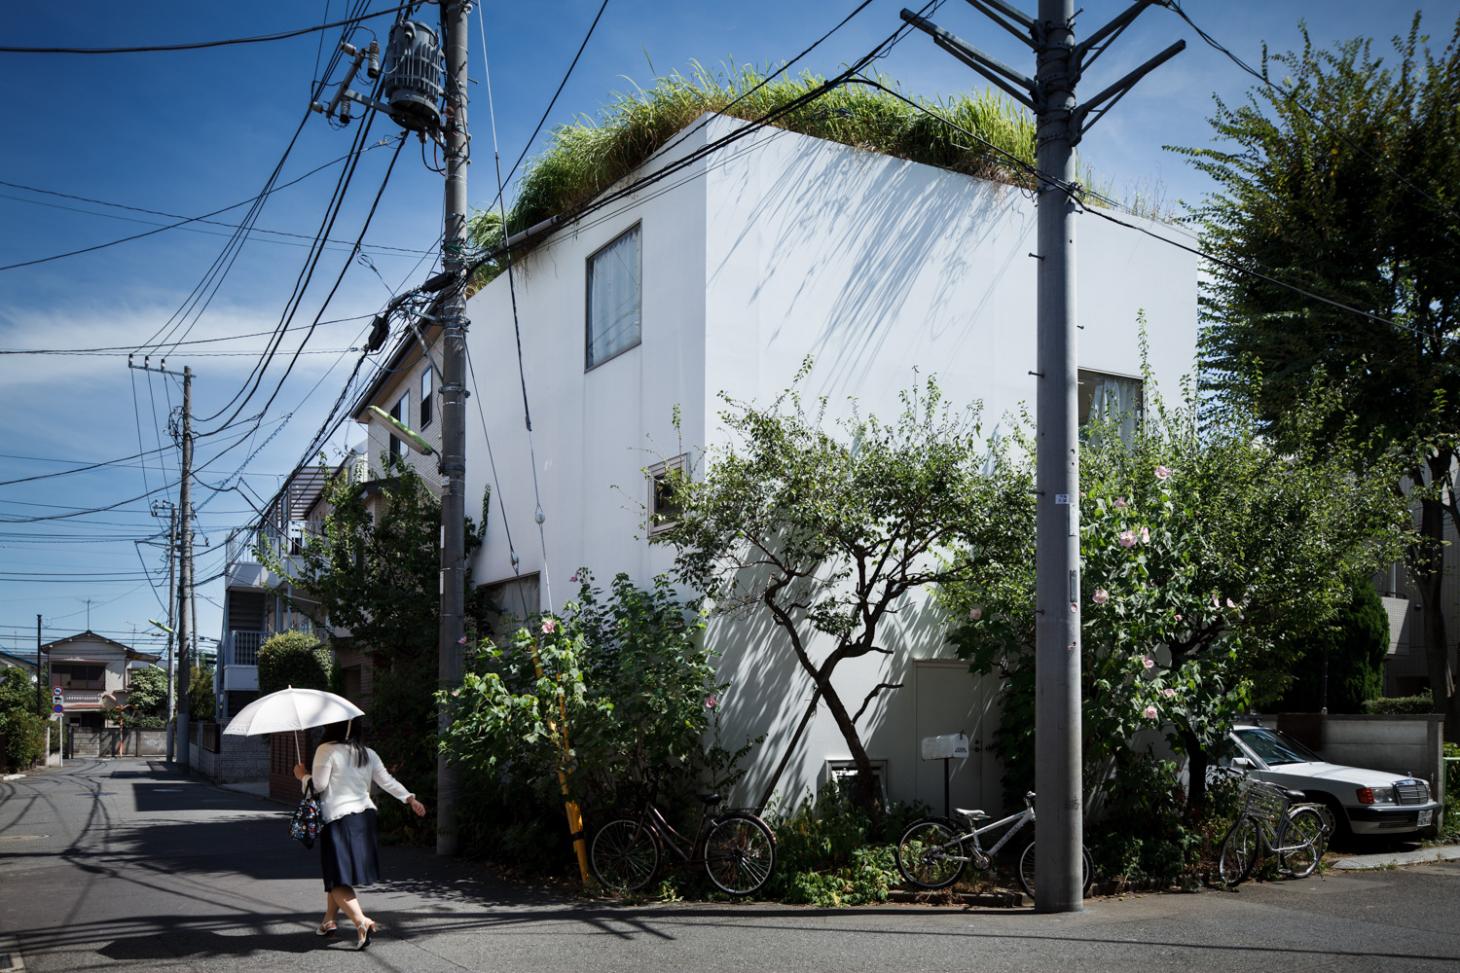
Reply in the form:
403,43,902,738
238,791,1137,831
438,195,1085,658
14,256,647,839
187,722,268,783
1271,713,1446,802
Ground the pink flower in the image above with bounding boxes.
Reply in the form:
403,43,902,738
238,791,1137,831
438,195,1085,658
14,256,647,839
1143,705,1159,720
456,635,469,645
1174,613,1183,622
704,694,719,710
1113,497,1128,510
570,572,580,583
968,606,983,621
1119,530,1137,548
1092,588,1109,605
1211,594,1221,609
451,688,461,698
1155,465,1172,480
1226,597,1237,609
541,618,558,635
1139,527,1151,545
1141,655,1155,670
1161,688,1177,699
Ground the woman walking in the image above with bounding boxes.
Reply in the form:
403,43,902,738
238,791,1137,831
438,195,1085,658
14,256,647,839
294,719,426,949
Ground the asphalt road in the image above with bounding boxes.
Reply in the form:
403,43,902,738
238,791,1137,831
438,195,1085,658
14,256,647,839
2,759,1458,973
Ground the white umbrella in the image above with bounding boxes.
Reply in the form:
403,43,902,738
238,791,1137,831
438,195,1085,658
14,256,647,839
223,686,364,763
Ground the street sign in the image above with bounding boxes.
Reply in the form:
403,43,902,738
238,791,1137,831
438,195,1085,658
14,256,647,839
52,687,63,701
52,704,63,715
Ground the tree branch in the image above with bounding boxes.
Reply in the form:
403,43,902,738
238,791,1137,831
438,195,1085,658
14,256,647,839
852,681,904,724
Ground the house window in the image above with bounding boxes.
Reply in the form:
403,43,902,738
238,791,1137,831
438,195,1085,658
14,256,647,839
824,759,888,803
1078,369,1143,442
586,224,642,370
420,368,434,428
388,391,409,460
478,573,541,645
646,455,687,535
53,664,105,690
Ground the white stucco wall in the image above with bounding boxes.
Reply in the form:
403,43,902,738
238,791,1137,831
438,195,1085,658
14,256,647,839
465,115,1197,815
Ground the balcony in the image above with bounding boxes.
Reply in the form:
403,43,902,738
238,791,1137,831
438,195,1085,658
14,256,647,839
59,689,109,711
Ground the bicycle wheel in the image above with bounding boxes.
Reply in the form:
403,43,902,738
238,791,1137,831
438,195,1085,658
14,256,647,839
1016,839,1094,899
895,819,965,890
703,812,776,896
1217,815,1260,887
1279,806,1329,879
590,818,661,893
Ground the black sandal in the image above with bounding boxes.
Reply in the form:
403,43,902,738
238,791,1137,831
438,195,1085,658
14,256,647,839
357,921,377,951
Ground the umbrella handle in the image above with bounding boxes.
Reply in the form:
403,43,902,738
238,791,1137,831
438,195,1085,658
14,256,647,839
294,730,302,767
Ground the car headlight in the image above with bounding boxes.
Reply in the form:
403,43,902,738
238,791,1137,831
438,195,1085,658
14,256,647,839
1356,786,1396,805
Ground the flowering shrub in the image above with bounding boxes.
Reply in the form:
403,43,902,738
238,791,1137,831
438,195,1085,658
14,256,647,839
945,370,1411,810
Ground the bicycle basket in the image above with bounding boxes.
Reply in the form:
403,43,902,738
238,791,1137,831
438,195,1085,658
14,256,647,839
1240,779,1290,833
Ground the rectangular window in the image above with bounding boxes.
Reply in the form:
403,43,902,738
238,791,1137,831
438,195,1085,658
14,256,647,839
824,759,888,804
388,391,409,460
586,224,642,370
420,367,434,428
1077,369,1143,442
54,664,106,689
646,455,687,535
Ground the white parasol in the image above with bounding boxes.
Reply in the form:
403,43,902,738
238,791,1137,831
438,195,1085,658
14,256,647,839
223,686,364,763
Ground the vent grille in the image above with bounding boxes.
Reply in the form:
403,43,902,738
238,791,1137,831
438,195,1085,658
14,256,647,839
1394,779,1428,805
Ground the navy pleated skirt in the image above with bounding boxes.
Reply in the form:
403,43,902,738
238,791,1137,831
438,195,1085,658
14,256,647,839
320,809,380,891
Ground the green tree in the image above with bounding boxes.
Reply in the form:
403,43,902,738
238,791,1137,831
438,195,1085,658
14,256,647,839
654,368,1020,811
1275,579,1390,714
0,668,46,771
257,631,332,695
1175,15,1460,735
125,666,168,719
189,663,215,722
943,382,1411,811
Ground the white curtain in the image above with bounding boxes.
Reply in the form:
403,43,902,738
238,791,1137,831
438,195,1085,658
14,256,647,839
1086,372,1142,443
587,225,642,368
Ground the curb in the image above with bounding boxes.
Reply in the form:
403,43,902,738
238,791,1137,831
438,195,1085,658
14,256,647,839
1331,844,1460,871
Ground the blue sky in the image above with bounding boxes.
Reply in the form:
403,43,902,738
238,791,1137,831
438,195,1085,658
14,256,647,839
2,0,1456,660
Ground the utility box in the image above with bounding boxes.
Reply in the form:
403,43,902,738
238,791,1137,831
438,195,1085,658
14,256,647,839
921,732,970,761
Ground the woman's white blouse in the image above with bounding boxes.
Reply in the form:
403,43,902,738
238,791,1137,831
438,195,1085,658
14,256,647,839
302,742,412,823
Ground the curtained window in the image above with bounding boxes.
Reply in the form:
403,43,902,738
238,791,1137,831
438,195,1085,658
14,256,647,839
586,224,642,370
1078,369,1143,443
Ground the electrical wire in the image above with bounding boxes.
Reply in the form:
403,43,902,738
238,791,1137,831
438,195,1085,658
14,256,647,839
0,5,413,55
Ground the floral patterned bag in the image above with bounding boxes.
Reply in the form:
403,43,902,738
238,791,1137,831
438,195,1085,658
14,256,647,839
290,781,322,848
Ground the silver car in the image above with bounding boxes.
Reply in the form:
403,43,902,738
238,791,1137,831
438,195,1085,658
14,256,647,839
1219,724,1442,838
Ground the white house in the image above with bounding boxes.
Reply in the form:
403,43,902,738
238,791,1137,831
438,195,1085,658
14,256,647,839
40,631,158,728
464,114,1197,815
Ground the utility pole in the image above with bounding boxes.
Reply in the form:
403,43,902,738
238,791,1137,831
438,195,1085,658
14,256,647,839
36,614,43,717
902,0,1182,912
177,365,192,769
435,0,470,857
164,505,178,761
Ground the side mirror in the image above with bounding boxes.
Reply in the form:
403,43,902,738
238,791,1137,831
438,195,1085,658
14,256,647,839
1230,756,1252,771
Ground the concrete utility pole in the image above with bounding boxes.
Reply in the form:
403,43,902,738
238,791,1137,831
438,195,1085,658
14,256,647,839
36,614,43,717
902,0,1182,912
165,506,178,761
435,0,470,857
176,366,193,768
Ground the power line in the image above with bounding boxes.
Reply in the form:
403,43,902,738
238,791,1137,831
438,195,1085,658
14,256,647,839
0,180,432,255
0,5,412,55
0,314,373,355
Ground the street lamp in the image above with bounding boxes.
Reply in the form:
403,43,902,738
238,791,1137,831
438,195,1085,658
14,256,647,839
367,405,435,455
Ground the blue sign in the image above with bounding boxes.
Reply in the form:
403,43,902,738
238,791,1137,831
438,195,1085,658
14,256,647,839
52,704,63,714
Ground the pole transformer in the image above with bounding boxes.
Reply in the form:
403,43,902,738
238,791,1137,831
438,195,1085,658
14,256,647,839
435,0,470,857
902,0,1183,912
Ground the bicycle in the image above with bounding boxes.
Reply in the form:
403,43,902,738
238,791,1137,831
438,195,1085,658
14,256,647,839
1216,779,1332,887
590,790,777,896
895,790,1093,897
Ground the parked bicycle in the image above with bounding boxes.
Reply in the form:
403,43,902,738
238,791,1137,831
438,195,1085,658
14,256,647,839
590,790,777,896
895,790,1093,897
1216,778,1332,887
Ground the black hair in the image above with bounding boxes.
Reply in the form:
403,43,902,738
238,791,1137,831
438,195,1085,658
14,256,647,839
318,719,368,767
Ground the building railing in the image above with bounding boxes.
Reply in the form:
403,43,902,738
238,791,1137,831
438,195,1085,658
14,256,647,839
227,630,265,667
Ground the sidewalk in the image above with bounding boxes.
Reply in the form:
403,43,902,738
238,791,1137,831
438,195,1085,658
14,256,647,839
1331,843,1460,871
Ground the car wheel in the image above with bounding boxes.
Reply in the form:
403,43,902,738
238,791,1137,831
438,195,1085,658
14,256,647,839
1313,794,1351,841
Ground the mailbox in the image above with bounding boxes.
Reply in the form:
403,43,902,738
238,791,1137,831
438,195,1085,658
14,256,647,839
920,732,970,760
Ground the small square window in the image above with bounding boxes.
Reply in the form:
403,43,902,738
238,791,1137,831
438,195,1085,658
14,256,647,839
824,759,888,803
420,368,434,428
586,224,642,370
647,455,687,535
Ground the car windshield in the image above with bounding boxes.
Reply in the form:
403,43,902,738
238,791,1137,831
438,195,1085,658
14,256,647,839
1234,727,1321,766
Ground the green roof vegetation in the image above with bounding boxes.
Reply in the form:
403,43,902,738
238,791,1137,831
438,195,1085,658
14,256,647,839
468,64,1042,283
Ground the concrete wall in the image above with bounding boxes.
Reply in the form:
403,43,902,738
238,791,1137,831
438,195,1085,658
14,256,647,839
191,732,269,784
1275,713,1446,802
464,115,1197,815
64,727,168,758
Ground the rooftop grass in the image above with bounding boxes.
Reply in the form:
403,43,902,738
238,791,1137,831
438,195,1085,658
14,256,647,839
468,64,1043,282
